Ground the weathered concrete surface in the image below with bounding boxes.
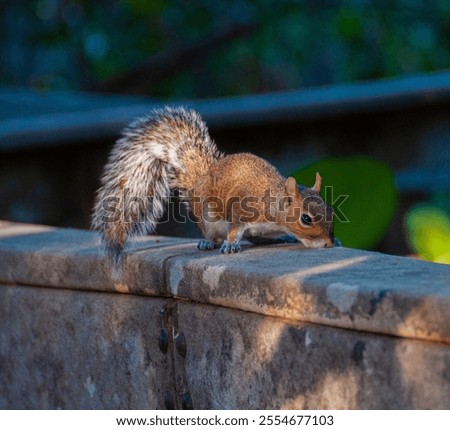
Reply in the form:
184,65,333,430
167,245,450,343
2,284,448,409
0,221,196,296
0,285,175,409
1,221,450,344
1,221,450,409
174,302,450,409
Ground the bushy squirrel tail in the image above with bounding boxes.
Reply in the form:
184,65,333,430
91,107,222,269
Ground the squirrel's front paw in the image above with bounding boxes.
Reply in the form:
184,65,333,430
220,241,241,254
197,239,216,251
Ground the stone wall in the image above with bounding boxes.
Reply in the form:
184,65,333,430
0,221,449,409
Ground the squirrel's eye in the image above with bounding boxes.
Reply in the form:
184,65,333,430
301,214,312,225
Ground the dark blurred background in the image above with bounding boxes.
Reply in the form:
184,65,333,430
1,0,449,262
3,0,450,95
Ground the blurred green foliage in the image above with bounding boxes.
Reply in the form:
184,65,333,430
2,0,450,97
405,205,450,264
292,157,397,249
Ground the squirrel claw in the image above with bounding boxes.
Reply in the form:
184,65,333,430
197,239,216,251
220,241,241,254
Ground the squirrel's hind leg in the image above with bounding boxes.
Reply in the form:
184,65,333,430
197,239,218,251
220,241,241,254
196,219,226,251
220,223,245,254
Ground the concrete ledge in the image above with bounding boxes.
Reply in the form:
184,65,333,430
168,246,450,344
0,221,195,296
1,221,449,344
1,221,449,409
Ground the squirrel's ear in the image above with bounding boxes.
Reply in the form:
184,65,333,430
285,177,299,200
312,172,322,193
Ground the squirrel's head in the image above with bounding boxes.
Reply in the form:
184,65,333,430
282,173,335,248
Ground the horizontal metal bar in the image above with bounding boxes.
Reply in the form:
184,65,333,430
1,70,450,151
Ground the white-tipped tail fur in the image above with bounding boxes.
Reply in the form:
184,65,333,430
91,107,222,268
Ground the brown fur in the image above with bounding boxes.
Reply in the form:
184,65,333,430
191,153,334,248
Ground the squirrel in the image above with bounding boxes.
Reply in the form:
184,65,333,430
91,107,335,267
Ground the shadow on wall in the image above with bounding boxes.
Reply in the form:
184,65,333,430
176,303,449,409
164,242,450,408
0,286,174,409
174,252,450,409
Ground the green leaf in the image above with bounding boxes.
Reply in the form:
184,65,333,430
405,205,450,263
